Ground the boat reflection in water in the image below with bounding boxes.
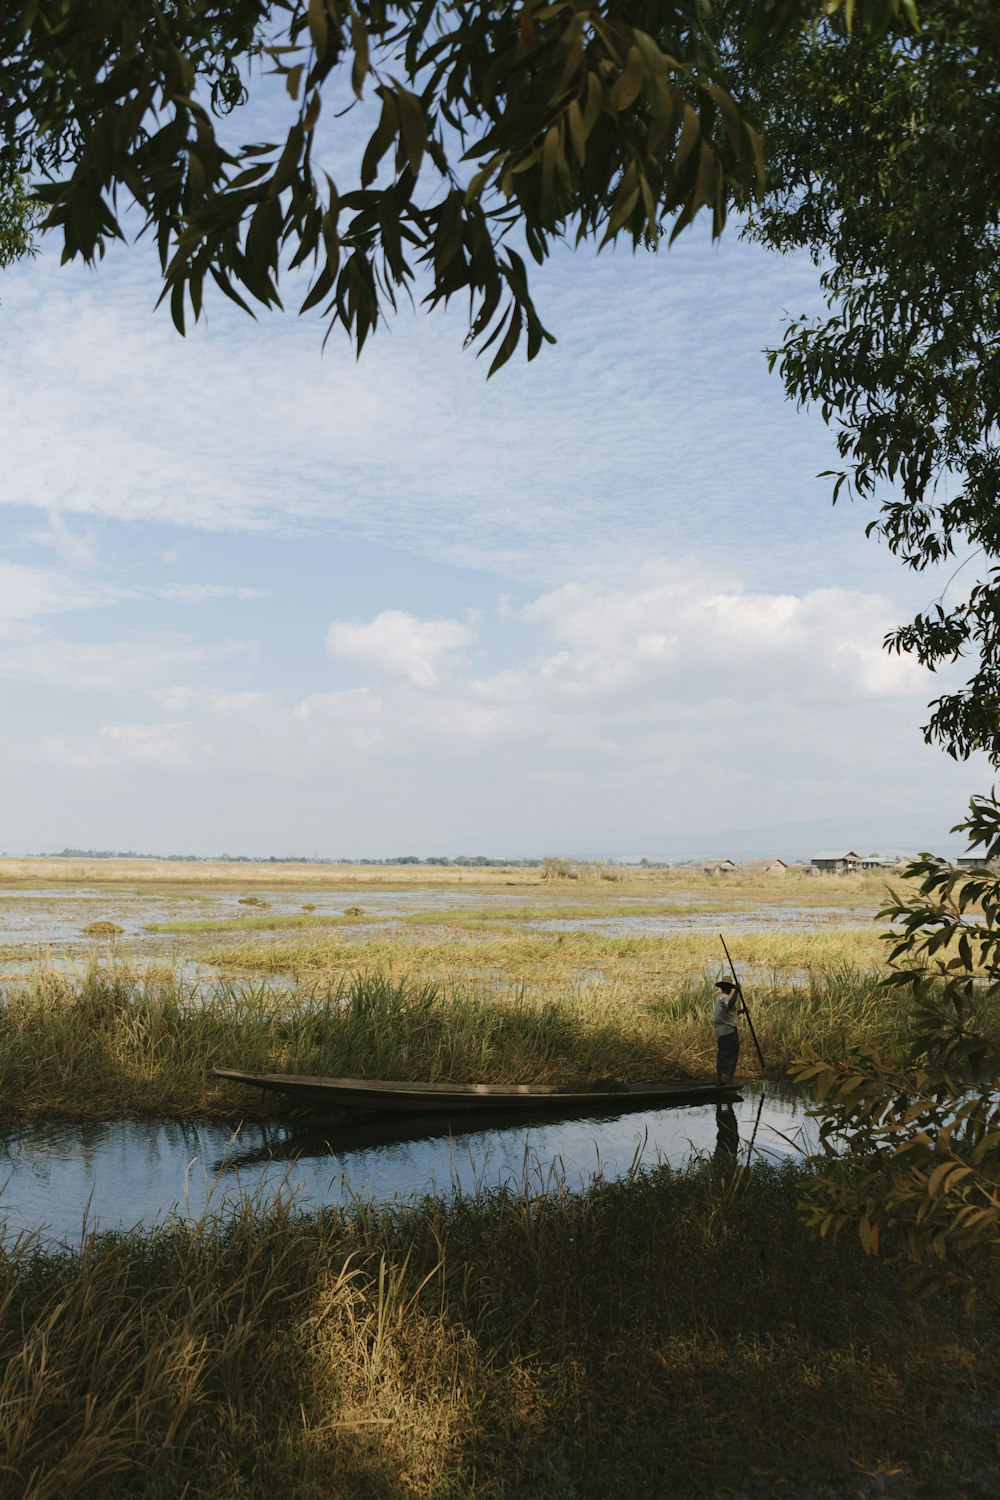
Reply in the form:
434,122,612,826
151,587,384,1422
0,1081,811,1244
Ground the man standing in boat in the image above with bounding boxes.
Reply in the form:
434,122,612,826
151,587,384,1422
713,979,742,1086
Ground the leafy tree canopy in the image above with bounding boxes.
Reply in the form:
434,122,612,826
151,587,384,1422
0,164,38,267
2,1,909,370
740,0,1000,765
792,789,1000,1313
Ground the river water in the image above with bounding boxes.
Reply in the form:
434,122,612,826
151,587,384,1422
0,1082,815,1245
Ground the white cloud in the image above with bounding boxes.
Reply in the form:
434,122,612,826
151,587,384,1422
519,562,929,708
291,561,949,786
19,563,960,821
326,609,477,687
19,549,983,855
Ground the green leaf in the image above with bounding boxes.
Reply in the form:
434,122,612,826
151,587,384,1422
307,0,328,59
351,12,370,98
611,46,644,113
396,88,426,180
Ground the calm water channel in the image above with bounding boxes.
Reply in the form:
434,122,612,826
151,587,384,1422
0,1082,815,1245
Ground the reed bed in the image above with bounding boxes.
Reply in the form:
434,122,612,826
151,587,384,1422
202,925,887,989
0,866,904,993
0,960,985,1123
145,901,789,936
1,1162,995,1498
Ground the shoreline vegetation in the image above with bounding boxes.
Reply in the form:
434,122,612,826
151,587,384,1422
3,864,998,1495
0,962,962,1123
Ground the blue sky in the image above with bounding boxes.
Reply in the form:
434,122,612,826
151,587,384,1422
0,90,990,858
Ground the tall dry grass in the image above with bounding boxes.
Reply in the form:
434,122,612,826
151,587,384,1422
201,924,888,992
0,856,910,906
1,959,985,1122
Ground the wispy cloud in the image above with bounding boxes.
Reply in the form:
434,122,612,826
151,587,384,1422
0,225,869,592
0,634,247,692
26,510,102,569
42,721,192,770
0,560,133,627
156,584,266,603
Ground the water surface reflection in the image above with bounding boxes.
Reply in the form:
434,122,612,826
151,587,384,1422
0,1081,815,1245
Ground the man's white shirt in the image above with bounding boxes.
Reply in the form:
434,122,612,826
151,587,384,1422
713,995,739,1036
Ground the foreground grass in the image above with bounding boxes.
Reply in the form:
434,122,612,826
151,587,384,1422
2,963,992,1122
1,1161,996,1498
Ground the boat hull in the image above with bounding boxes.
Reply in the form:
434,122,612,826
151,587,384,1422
212,1068,740,1114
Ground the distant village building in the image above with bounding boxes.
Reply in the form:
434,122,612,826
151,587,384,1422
812,850,863,875
702,858,737,875
741,858,788,878
957,854,992,869
860,853,901,871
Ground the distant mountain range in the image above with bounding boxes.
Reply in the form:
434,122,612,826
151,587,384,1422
604,812,968,864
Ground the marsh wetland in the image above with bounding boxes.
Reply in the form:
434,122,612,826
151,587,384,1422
1,859,998,1497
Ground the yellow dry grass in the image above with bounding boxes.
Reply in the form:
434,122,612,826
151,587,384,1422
0,856,911,907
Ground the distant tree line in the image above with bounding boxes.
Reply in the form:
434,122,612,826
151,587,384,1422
40,848,572,867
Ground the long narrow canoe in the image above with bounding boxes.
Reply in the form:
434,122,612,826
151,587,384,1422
212,1068,739,1114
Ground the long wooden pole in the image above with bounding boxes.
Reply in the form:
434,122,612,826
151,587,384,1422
745,1089,766,1162
719,934,765,1073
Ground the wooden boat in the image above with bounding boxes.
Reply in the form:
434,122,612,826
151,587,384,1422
212,1067,739,1115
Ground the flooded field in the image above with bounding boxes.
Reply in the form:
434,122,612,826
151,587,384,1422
0,860,888,984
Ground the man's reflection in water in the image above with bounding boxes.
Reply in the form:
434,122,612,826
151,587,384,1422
714,1103,739,1161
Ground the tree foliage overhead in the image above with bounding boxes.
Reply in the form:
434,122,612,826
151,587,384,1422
2,1,910,371
1,0,758,371
742,0,1000,765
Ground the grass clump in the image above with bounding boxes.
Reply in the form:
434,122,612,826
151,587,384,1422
145,912,373,935
0,1162,996,1497
81,922,124,937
